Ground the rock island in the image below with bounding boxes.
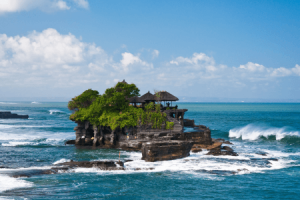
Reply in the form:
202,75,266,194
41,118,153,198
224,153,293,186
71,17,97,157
67,80,237,162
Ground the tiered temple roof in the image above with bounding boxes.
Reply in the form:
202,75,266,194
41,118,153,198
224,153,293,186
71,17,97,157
128,96,145,103
155,91,179,101
139,91,156,102
119,80,179,104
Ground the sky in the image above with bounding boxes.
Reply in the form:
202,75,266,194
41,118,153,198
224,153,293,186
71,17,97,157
0,0,300,102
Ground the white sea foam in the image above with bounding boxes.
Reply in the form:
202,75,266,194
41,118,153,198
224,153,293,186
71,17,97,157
68,147,297,177
1,141,33,147
31,101,41,104
0,130,74,147
49,110,64,115
229,124,300,140
0,124,52,129
0,175,33,193
0,166,52,172
53,158,71,165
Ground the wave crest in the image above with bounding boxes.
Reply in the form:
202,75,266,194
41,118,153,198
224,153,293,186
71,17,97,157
49,110,64,115
0,175,33,192
229,124,300,141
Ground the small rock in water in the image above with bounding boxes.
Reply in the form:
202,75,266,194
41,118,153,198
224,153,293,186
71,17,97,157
255,152,268,156
222,146,234,152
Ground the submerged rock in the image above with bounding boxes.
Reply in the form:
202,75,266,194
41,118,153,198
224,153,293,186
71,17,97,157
141,141,193,162
256,151,268,156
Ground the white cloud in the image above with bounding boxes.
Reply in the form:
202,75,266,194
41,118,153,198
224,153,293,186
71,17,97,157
120,52,153,72
0,28,111,87
73,0,89,9
0,28,154,90
170,53,214,66
0,28,299,99
55,0,70,10
0,0,89,14
270,67,292,77
292,64,300,76
239,62,266,72
152,49,159,59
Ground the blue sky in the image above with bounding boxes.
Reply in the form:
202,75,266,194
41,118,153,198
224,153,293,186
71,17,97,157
0,0,300,101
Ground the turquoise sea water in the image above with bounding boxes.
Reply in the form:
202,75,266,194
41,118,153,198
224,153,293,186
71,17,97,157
0,102,300,199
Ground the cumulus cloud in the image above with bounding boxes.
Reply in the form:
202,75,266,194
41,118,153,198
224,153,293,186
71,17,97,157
120,52,153,72
72,0,89,9
0,28,153,89
170,54,300,79
0,0,89,14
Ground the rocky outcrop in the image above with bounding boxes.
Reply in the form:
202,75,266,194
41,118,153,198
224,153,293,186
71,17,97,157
206,146,238,156
205,144,238,156
57,160,125,170
11,160,124,178
141,141,193,162
70,106,238,161
191,138,238,156
0,111,29,119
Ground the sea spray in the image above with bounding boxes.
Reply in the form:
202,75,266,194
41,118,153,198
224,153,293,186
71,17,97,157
229,124,300,141
0,175,33,192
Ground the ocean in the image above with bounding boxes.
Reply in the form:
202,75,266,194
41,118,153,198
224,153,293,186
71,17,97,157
0,102,299,199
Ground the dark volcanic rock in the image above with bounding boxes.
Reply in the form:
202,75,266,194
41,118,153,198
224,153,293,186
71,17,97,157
58,160,124,170
0,111,29,119
207,146,238,156
11,160,124,178
65,140,75,145
141,141,193,162
256,151,268,156
222,146,234,152
118,140,145,151
191,145,202,153
183,119,196,127
212,138,232,145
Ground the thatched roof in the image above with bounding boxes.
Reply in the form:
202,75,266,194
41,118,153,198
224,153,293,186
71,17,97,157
140,91,156,101
128,96,145,103
155,91,179,101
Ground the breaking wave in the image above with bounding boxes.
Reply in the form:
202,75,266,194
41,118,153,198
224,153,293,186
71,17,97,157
68,149,297,176
49,110,64,115
0,175,33,192
229,124,300,141
53,158,71,165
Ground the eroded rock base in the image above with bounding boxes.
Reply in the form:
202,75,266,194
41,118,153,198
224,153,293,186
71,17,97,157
141,141,193,162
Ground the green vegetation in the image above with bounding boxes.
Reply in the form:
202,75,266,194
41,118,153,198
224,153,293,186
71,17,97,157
165,121,174,130
68,89,99,111
68,82,170,131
